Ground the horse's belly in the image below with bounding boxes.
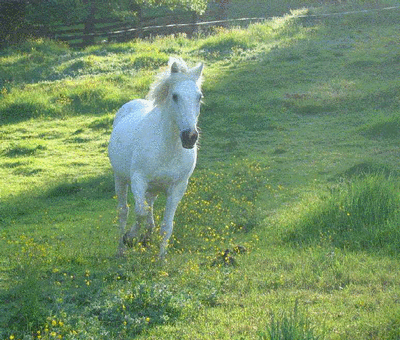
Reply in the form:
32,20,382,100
147,177,173,193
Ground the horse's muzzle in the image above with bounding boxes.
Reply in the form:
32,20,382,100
180,129,198,149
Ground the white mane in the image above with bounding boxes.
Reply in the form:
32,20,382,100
147,57,203,107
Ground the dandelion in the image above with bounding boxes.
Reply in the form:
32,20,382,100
9,335,15,340
145,317,150,323
52,320,57,326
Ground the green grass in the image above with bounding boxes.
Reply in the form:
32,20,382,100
2,1,400,339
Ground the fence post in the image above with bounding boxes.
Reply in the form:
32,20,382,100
136,5,143,39
217,0,230,26
191,11,198,36
83,0,96,46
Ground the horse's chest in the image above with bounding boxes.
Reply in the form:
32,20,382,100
146,163,192,193
134,148,195,184
152,154,194,179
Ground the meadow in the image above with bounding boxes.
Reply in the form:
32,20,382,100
1,1,400,339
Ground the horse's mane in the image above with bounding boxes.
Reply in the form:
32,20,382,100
147,58,202,106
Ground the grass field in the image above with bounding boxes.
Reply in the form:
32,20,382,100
1,1,400,339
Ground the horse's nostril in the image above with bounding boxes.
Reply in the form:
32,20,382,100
180,129,198,149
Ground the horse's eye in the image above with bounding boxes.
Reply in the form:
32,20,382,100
172,93,178,102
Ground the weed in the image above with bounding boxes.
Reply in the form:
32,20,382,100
91,281,183,336
259,300,322,340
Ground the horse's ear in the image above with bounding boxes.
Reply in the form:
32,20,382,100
189,63,204,81
171,62,180,73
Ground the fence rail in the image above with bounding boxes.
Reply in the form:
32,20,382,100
32,11,207,47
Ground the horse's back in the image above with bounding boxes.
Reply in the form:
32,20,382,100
112,99,153,128
109,99,154,178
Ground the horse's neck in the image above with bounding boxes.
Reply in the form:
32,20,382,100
157,105,181,148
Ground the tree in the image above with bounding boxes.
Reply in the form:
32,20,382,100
0,0,26,46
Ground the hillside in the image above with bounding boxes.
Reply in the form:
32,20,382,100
1,1,400,339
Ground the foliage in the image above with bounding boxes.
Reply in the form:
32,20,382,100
25,0,208,26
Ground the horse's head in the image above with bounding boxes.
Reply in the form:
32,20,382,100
147,58,204,149
169,59,204,149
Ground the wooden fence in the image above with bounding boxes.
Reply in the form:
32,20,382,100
30,3,256,48
36,12,197,47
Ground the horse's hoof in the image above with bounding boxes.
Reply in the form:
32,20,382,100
123,233,134,248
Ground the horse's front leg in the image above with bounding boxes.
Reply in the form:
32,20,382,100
139,193,157,247
123,177,149,248
160,181,188,259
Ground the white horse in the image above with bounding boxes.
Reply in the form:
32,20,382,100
108,57,204,259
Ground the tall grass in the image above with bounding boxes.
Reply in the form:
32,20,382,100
285,174,400,254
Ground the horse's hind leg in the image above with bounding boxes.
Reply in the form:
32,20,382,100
114,175,129,256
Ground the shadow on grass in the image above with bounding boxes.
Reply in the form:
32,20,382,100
0,173,115,223
331,161,398,181
359,114,400,140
